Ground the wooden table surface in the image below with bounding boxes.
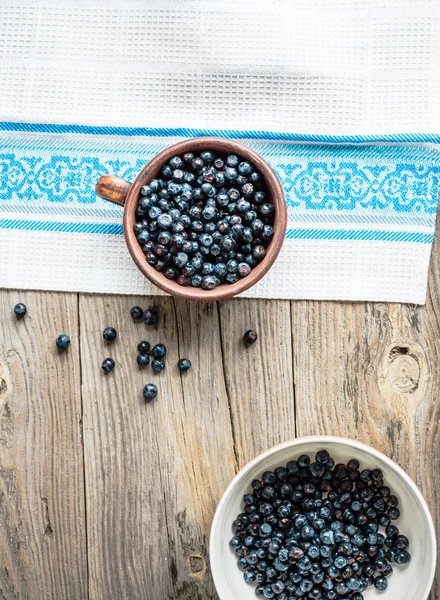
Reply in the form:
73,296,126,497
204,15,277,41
1,223,440,599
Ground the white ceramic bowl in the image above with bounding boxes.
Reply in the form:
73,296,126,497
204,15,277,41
210,436,436,600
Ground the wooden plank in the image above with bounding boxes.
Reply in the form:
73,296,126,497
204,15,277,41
80,295,236,599
218,299,295,468
292,226,440,598
0,290,87,600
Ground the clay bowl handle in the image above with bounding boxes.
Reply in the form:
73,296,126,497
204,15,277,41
95,175,131,206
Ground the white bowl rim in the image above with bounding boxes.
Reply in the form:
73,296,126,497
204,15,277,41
210,435,437,600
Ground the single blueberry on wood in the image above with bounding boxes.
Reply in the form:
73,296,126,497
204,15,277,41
244,329,258,345
103,327,117,342
142,308,158,326
130,306,143,320
56,334,70,351
13,303,27,318
143,383,158,400
101,358,115,373
177,358,191,372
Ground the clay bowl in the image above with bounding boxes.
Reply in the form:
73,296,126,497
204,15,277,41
95,137,287,301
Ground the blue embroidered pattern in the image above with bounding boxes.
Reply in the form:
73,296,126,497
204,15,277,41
1,132,440,242
1,150,439,217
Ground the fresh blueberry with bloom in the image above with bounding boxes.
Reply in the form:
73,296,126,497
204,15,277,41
137,354,150,367
142,308,158,325
177,358,191,372
143,383,158,401
56,334,70,351
101,358,115,373
103,327,117,342
130,306,143,320
13,303,27,318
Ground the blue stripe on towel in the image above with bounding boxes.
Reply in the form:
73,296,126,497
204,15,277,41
0,218,433,244
1,121,440,145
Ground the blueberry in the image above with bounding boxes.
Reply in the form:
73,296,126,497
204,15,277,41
244,329,258,345
174,252,189,267
103,327,117,342
143,309,158,325
157,213,173,230
101,358,115,373
137,230,150,244
137,340,150,354
56,334,70,351
262,225,274,241
374,576,388,591
151,358,165,372
237,199,251,213
216,193,229,207
172,168,184,182
395,550,411,564
199,233,213,247
137,354,150,367
253,245,266,261
242,183,254,197
152,343,166,358
200,151,215,164
238,161,252,175
191,274,203,287
177,358,191,372
388,507,400,520
395,535,409,550
221,236,236,252
202,205,217,220
13,303,27,318
251,219,265,234
143,383,158,400
130,306,143,320
201,275,219,290
224,167,238,181
243,570,256,583
182,152,194,164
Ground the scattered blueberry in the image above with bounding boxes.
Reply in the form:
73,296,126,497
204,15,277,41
130,306,143,320
135,151,274,289
137,354,150,367
151,358,165,373
244,329,258,345
102,358,115,373
177,358,191,372
137,340,150,355
143,308,158,325
56,334,70,351
143,383,158,400
152,343,166,358
13,303,27,318
103,327,117,342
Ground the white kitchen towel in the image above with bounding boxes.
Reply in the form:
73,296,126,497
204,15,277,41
1,0,440,303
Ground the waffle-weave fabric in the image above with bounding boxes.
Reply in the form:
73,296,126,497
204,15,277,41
1,0,439,302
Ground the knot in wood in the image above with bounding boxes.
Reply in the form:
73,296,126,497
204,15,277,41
0,378,7,395
186,553,206,579
388,347,420,393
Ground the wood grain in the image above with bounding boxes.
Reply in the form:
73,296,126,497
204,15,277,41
292,222,440,598
80,295,236,600
0,290,87,600
217,299,295,468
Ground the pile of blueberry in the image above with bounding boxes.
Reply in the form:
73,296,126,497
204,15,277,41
134,151,274,290
230,450,411,599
